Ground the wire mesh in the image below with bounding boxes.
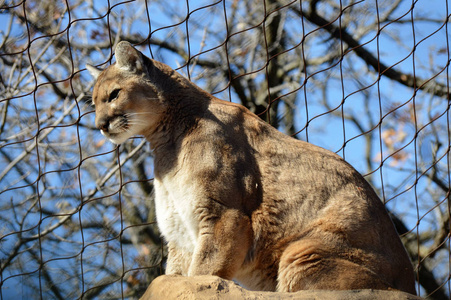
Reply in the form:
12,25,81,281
0,0,450,299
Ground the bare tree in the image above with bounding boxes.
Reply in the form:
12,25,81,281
0,0,449,299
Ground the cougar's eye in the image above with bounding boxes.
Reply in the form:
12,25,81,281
108,89,120,102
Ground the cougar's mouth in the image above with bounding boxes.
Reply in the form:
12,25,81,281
99,115,132,144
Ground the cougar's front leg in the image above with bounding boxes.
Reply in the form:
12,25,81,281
165,242,192,275
188,208,253,280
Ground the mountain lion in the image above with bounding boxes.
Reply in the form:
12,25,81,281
87,41,416,294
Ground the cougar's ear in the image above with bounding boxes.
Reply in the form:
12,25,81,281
86,64,102,80
115,41,146,74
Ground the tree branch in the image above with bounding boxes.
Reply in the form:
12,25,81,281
292,1,450,100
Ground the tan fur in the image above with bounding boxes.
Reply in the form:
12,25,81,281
88,41,416,294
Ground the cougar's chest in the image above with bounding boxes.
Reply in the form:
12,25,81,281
153,173,201,252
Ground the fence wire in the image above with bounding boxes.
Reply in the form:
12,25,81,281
0,0,450,299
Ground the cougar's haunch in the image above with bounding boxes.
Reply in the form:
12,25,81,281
88,41,416,294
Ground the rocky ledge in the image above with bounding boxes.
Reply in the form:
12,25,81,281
140,275,422,300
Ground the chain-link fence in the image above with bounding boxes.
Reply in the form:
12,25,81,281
0,0,450,299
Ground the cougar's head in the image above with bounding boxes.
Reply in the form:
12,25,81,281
87,41,166,144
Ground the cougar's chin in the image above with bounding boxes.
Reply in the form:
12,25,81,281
100,130,132,145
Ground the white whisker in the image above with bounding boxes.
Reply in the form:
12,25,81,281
126,117,148,122
128,122,148,127
126,116,153,121
124,112,159,116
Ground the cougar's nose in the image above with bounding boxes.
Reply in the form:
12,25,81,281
96,118,110,133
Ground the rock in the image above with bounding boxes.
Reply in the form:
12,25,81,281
140,275,422,300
